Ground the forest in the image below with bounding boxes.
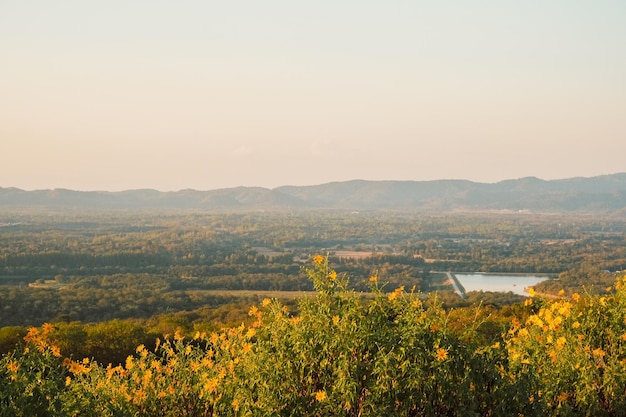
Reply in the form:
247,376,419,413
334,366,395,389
2,208,626,415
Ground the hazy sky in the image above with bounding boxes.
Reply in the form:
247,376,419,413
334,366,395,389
2,1,625,191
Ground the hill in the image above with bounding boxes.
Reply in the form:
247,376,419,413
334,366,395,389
2,173,626,212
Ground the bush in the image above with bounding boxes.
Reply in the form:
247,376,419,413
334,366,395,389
2,257,626,416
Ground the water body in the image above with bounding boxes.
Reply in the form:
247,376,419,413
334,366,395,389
454,273,550,296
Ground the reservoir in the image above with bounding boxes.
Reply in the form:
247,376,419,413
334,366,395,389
454,273,550,296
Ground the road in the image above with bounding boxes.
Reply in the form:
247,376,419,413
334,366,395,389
446,272,467,299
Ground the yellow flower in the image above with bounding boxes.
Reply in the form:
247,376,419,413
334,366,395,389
232,399,240,411
262,298,272,307
528,288,536,297
42,323,55,335
315,390,327,401
150,360,161,372
369,275,378,282
329,271,337,281
65,376,72,386
435,348,448,361
68,360,87,374
50,345,61,357
142,369,153,386
24,327,39,344
174,330,184,342
7,360,19,373
313,255,324,264
592,347,606,357
572,293,580,302
332,316,340,325
549,349,557,363
388,286,404,301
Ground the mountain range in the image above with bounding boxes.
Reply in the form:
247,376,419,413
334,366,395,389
2,174,626,213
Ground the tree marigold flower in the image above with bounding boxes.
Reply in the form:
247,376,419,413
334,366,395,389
50,345,61,357
42,323,55,335
7,360,19,373
435,348,448,361
315,390,327,401
68,360,86,374
592,347,606,357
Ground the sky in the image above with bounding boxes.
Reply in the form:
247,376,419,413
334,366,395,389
1,1,625,192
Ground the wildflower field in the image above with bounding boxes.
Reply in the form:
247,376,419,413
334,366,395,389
2,256,626,416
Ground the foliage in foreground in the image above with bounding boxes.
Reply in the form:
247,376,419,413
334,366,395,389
2,257,626,416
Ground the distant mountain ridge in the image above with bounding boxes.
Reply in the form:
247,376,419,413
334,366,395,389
3,174,626,213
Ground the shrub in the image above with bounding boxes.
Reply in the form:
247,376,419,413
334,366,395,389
2,257,626,416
